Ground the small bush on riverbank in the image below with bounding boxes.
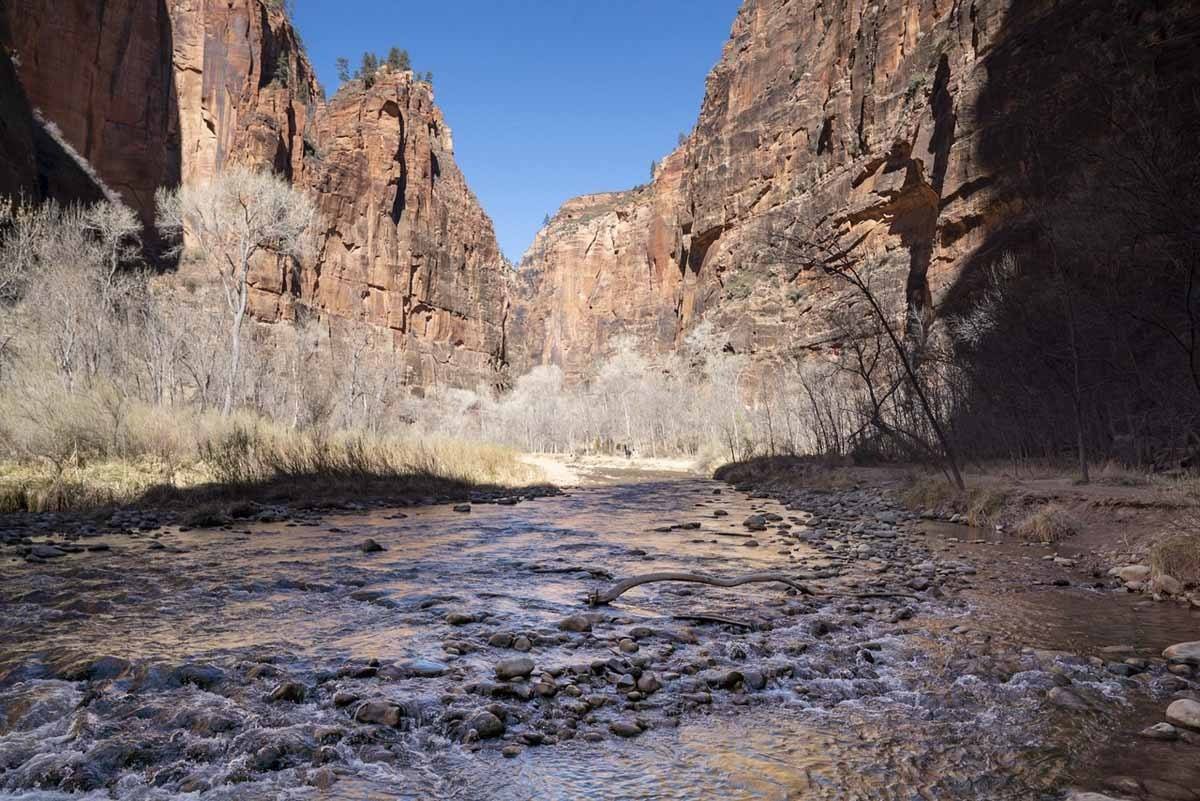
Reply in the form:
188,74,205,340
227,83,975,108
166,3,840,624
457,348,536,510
1014,503,1079,543
1150,532,1200,585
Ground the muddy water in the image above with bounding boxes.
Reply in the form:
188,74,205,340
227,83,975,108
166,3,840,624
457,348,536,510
0,473,1197,800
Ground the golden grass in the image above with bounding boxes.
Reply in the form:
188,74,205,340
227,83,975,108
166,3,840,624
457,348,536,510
1014,503,1080,543
898,475,962,511
1150,531,1200,585
0,403,546,514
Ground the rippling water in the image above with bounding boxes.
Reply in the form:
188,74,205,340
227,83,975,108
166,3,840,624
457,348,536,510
0,473,1196,799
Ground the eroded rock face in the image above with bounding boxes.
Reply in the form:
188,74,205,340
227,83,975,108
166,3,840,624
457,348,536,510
276,73,509,389
513,0,1200,379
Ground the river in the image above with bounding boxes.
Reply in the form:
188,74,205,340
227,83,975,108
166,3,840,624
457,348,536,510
0,470,1196,799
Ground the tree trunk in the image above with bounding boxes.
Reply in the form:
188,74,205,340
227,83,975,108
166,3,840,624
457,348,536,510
223,290,247,417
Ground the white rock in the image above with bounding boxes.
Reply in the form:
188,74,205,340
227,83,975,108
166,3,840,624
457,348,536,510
1110,564,1150,582
1165,698,1200,731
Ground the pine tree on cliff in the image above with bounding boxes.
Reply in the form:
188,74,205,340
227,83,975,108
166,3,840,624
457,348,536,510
386,47,411,72
335,57,351,85
359,52,379,88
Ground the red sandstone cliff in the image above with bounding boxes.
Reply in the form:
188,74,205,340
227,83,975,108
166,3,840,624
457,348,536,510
512,0,1200,380
272,72,509,387
1,0,507,388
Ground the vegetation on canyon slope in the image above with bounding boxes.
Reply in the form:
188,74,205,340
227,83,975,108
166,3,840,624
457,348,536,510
0,187,538,512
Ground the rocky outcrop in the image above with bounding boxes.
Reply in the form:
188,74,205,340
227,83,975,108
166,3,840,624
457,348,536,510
1,1,507,389
255,71,509,388
513,0,1200,380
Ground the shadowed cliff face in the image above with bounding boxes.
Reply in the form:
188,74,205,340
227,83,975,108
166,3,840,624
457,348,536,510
1,0,180,229
512,0,1200,385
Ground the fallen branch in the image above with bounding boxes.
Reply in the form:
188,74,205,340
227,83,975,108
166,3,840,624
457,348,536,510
588,571,812,606
673,613,757,629
586,571,922,606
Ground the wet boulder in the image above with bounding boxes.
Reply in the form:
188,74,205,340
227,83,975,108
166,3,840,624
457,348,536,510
557,614,593,633
495,657,535,680
609,719,643,738
464,710,505,739
173,663,226,691
359,538,386,553
353,699,404,727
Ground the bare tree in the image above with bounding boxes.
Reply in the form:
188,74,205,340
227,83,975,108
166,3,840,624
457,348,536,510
773,220,965,489
156,169,314,416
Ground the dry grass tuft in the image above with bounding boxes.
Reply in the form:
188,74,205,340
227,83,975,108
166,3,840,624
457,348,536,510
1014,503,1080,543
899,475,962,511
1150,531,1200,585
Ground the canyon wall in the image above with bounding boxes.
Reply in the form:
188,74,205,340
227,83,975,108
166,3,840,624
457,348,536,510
513,0,1200,380
1,0,507,388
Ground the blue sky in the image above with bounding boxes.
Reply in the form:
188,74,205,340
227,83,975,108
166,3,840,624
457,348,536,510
293,1,741,262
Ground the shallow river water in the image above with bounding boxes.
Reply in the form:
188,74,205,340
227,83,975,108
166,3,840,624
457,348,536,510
0,471,1197,800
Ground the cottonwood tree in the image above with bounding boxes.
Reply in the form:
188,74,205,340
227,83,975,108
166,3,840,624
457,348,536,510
156,169,314,416
81,201,141,290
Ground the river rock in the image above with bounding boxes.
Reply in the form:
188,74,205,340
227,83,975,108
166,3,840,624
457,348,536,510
453,504,471,513
397,659,448,678
1165,698,1200,731
30,544,68,558
1109,564,1150,583
557,614,593,633
466,711,505,739
743,515,767,530
609,719,643,738
1140,722,1179,740
1164,641,1200,665
1151,573,1183,595
495,657,534,680
268,681,307,703
446,611,478,625
354,700,403,727
359,538,385,553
